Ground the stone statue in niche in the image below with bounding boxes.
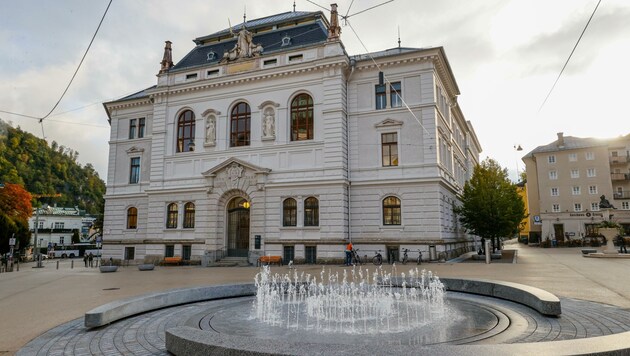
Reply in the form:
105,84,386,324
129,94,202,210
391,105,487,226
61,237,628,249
262,107,275,138
227,162,243,189
205,116,216,144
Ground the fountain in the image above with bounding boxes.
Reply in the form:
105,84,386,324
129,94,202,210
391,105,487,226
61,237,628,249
253,265,447,334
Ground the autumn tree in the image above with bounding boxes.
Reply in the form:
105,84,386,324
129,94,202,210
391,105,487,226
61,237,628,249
0,183,32,254
454,158,527,253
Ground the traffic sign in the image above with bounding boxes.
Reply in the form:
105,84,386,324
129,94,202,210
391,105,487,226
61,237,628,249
9,238,16,246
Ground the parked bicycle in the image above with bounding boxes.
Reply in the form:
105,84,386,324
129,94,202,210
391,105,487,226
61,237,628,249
351,249,363,265
373,250,383,265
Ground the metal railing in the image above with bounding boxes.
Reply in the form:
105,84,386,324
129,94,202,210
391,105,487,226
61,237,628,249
610,173,630,181
613,191,630,199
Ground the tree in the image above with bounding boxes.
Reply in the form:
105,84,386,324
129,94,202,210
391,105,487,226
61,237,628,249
0,183,32,254
454,158,527,253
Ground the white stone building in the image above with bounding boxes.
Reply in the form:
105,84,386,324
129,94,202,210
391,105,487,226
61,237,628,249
28,206,85,250
102,8,481,265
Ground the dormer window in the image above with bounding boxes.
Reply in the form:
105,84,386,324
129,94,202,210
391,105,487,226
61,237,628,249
207,51,216,61
281,36,291,47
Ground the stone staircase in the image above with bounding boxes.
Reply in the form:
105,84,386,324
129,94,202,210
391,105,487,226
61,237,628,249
207,256,250,267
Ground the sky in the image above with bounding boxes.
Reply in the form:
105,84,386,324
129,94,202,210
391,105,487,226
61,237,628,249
1,0,629,183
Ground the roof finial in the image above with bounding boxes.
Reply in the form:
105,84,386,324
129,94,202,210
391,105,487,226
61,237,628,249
397,26,401,48
243,5,247,25
327,3,341,41
293,0,296,12
159,40,173,74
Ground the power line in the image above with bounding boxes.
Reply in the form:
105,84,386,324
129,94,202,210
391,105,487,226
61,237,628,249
538,0,601,113
0,0,113,123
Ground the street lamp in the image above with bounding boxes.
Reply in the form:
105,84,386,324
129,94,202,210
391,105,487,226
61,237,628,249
514,145,523,182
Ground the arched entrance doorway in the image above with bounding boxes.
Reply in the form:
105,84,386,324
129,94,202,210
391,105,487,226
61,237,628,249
227,197,250,257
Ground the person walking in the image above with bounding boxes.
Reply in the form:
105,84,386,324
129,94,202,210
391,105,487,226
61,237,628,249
345,241,353,266
83,253,88,267
618,235,627,254
88,252,94,267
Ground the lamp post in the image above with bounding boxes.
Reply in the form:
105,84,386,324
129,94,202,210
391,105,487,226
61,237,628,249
514,144,523,182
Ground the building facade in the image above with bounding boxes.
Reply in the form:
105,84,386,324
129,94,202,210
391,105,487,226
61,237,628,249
28,206,93,250
102,8,482,264
523,132,630,243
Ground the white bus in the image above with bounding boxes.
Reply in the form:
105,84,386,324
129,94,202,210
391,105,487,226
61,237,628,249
51,244,101,258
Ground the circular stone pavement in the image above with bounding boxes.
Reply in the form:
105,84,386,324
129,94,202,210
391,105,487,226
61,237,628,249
18,292,630,355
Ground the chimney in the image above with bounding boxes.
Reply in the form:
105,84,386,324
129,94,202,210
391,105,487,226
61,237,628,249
327,3,341,41
557,132,564,148
159,41,174,74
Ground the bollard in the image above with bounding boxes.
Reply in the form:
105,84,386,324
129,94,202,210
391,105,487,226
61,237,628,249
56,260,59,270
16,262,19,271
71,260,74,269
485,240,491,264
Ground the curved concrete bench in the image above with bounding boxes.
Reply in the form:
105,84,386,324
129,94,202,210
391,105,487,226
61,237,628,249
390,277,561,316
138,264,155,271
84,283,256,328
166,326,630,356
99,266,118,273
441,278,561,316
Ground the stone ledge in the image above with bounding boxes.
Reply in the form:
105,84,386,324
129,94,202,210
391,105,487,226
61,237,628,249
84,283,256,328
438,278,561,316
166,326,630,356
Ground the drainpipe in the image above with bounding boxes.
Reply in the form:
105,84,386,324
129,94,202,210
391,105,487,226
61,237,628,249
346,58,356,242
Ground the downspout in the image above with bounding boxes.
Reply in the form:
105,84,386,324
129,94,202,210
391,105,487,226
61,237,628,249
346,58,356,242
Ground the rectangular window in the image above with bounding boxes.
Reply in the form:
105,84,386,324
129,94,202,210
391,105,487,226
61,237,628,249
129,119,136,139
283,245,295,263
59,236,64,245
548,155,556,163
138,118,145,138
622,202,630,210
569,153,577,162
571,169,579,178
572,186,581,195
589,185,597,194
130,157,140,184
574,203,582,212
124,247,135,260
586,152,594,160
375,84,386,109
54,222,64,229
612,151,619,157
587,168,596,177
549,170,558,180
186,73,197,80
182,245,192,261
263,59,277,65
381,133,399,167
207,69,219,76
390,82,402,108
305,246,316,264
551,188,559,196
591,202,599,211
165,245,174,258
552,204,560,213
288,54,303,61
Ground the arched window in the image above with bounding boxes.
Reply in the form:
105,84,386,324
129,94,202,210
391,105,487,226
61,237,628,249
176,110,195,152
283,198,297,226
183,202,195,228
166,203,178,228
382,196,401,225
230,102,251,147
304,197,319,226
126,207,138,229
290,94,313,141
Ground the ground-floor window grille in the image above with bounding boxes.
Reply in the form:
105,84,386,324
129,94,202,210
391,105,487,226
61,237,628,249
283,245,295,264
165,245,175,258
182,245,191,261
305,246,316,264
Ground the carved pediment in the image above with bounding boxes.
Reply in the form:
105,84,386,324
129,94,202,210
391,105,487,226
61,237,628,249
125,146,145,154
375,118,404,128
202,108,221,117
258,100,280,109
202,157,271,193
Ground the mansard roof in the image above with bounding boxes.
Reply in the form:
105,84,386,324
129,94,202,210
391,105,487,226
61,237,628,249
171,11,329,72
524,136,609,158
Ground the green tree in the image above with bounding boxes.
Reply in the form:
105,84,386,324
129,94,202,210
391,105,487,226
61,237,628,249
454,158,527,252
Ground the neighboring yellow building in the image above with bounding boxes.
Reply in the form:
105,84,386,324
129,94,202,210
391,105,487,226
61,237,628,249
516,180,530,242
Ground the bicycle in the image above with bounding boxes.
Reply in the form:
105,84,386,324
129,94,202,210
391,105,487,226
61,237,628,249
401,249,410,264
372,250,383,265
351,249,363,265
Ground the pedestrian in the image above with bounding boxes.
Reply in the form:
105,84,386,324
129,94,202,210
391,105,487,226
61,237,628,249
88,252,94,267
83,253,88,267
345,241,353,266
618,236,627,254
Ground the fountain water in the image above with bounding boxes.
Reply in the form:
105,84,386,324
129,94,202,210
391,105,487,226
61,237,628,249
253,265,447,334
